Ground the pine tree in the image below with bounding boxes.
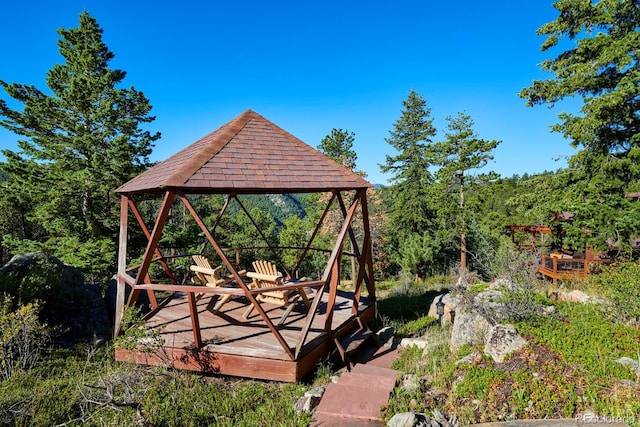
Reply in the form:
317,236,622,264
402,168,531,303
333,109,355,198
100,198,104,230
380,90,439,278
520,0,640,253
318,128,358,172
433,112,500,270
0,12,159,280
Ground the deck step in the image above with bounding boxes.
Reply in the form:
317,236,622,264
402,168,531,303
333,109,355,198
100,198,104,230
333,317,377,368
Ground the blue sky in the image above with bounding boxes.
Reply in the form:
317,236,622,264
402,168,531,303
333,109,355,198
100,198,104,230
0,1,579,185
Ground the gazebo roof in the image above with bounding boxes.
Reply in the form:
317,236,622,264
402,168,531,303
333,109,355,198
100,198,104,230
116,109,371,195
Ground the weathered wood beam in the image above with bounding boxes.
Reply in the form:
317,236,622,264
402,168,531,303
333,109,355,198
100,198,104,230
320,192,360,333
187,292,202,348
324,260,340,333
294,280,328,359
198,194,232,254
133,280,322,295
128,191,175,307
128,197,178,285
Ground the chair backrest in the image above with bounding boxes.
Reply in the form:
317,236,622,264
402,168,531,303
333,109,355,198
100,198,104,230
191,255,224,285
250,260,284,289
193,254,213,270
252,260,279,276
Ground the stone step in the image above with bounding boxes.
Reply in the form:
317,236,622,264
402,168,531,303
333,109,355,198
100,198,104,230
311,329,401,426
338,370,397,390
314,382,393,421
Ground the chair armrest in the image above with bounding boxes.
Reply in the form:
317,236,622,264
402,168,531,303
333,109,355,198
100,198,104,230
246,272,283,283
190,265,222,275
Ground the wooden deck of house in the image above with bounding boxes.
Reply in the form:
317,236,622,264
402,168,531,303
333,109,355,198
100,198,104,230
536,251,612,285
115,288,375,382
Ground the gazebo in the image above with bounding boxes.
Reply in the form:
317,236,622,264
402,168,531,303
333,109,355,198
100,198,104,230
113,110,377,381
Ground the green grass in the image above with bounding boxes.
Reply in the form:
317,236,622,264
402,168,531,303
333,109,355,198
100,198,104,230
0,344,313,426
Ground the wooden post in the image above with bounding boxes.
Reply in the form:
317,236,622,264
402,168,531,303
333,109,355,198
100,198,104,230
115,195,129,337
187,292,202,349
359,189,376,302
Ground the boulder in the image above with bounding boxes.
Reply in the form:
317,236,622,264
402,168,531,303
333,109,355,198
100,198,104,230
399,337,430,350
489,278,517,291
450,308,492,352
377,326,396,348
0,252,110,340
400,374,421,392
484,324,527,363
475,289,511,322
427,293,463,324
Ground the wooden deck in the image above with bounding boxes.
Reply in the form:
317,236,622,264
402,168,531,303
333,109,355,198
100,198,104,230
115,288,375,382
536,254,612,285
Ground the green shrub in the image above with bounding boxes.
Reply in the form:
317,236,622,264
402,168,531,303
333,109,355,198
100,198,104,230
0,296,50,380
584,261,640,323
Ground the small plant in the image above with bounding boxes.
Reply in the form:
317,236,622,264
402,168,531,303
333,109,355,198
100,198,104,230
0,295,50,380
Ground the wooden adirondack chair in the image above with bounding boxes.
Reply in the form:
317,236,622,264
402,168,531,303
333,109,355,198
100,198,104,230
243,260,310,325
190,255,246,312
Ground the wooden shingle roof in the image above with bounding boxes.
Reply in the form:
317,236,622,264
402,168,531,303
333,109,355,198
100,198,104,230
116,109,371,195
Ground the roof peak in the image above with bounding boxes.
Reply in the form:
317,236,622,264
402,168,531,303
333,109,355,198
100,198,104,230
117,109,371,194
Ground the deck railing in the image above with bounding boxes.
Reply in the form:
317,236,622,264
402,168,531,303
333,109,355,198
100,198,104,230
536,254,611,284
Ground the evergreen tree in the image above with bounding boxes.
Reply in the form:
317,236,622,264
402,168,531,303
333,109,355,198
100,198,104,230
520,0,640,253
380,90,439,278
318,128,358,172
433,112,500,270
0,12,159,280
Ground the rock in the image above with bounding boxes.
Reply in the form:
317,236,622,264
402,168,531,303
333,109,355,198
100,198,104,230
294,386,325,414
401,374,421,392
615,357,640,374
613,379,640,390
428,293,463,324
400,337,430,349
0,253,109,339
550,289,590,303
431,409,447,424
450,309,492,352
484,324,527,363
489,278,517,291
387,412,417,427
455,350,483,366
475,289,511,322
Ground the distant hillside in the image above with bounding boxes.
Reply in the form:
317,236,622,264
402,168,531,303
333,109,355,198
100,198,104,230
231,194,307,226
